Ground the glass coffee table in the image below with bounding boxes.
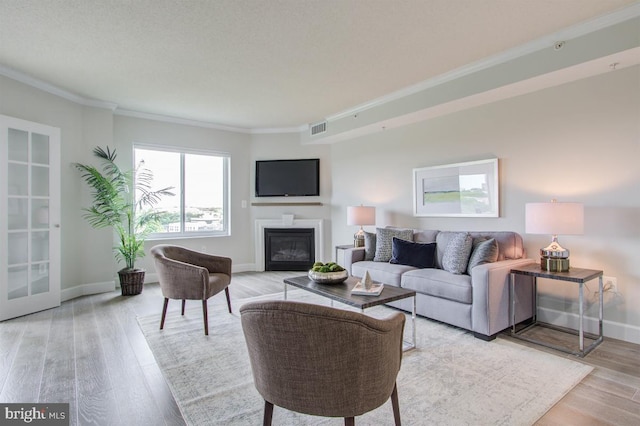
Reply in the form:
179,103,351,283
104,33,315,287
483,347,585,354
283,275,417,351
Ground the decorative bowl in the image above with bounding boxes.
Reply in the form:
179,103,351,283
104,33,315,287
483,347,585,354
308,269,349,284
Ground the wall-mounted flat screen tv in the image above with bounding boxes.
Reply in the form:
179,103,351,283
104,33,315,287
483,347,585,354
255,158,320,197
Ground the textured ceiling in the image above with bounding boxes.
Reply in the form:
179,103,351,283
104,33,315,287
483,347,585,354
0,0,636,130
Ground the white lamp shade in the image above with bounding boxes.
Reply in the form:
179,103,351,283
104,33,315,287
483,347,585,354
347,206,376,226
525,202,584,235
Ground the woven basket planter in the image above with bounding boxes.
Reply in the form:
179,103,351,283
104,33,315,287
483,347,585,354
118,269,145,296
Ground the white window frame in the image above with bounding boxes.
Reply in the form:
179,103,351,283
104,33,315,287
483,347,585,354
134,144,230,239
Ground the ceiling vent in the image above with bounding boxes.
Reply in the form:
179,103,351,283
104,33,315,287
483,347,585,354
310,121,327,136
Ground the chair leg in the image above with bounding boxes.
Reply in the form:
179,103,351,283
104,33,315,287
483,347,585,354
160,298,169,330
202,300,209,336
391,382,401,426
181,299,186,315
225,287,232,313
263,400,274,426
344,417,355,426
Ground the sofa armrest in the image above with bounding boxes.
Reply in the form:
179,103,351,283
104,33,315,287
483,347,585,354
470,258,536,336
342,247,365,276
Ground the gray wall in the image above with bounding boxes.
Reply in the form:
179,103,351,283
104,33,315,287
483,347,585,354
1,64,638,343
113,115,255,272
330,66,640,343
1,75,116,292
249,132,332,261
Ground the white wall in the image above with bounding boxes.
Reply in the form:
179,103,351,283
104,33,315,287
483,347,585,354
0,75,116,296
330,66,640,343
250,132,332,262
2,62,637,343
113,115,255,272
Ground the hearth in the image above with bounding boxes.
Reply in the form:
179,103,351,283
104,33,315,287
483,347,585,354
264,228,315,271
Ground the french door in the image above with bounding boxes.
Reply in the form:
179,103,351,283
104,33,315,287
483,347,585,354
0,114,60,321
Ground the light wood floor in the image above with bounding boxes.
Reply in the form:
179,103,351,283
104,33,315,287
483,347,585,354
0,271,638,425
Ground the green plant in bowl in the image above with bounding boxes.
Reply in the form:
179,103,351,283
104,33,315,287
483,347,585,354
308,262,348,284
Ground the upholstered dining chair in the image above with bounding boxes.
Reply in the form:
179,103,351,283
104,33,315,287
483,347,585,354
150,244,232,335
240,300,405,426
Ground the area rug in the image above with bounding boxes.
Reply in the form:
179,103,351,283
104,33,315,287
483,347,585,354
137,290,593,425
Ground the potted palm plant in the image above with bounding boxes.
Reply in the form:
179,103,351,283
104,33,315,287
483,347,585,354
75,146,174,295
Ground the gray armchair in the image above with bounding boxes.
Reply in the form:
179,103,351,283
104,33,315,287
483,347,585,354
240,301,405,425
150,245,232,335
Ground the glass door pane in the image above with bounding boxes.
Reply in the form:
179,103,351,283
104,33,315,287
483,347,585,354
31,264,49,295
31,133,49,164
8,128,28,161
7,232,28,265
8,266,28,300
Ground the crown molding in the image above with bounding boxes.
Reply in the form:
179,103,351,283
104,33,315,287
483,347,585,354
326,2,640,122
0,64,118,111
113,109,252,133
249,125,308,134
113,109,306,134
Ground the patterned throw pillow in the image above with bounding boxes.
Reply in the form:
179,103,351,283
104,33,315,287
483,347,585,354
442,232,473,274
373,228,414,262
467,238,499,274
364,231,376,261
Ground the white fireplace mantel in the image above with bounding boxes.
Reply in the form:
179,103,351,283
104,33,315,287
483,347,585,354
255,218,323,271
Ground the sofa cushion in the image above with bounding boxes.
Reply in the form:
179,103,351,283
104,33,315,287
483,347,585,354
468,231,525,261
467,237,499,274
351,261,415,287
373,228,413,262
390,237,436,269
364,231,376,261
441,232,473,274
412,229,439,243
401,269,472,304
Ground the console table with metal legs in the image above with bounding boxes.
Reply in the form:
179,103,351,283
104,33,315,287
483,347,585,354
510,264,603,357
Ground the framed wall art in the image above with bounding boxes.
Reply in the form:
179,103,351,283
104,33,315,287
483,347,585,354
413,158,499,217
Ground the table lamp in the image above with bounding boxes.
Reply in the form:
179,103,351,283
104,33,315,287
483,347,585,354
525,199,584,272
347,206,375,247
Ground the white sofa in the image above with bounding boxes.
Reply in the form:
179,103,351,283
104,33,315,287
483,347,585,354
343,229,535,340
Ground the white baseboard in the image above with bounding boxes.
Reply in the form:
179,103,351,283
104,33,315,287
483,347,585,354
61,281,115,302
144,264,256,283
61,265,259,302
62,272,159,301
233,263,255,273
143,272,158,285
538,307,640,345
141,264,257,286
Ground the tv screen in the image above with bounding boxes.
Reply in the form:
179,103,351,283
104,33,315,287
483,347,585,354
255,159,320,197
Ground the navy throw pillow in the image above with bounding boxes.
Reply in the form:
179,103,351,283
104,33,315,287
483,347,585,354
390,237,437,269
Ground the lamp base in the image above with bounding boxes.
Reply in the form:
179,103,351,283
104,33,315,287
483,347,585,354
540,257,570,272
354,230,365,247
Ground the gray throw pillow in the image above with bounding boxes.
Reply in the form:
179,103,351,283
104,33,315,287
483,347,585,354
442,232,473,274
467,238,499,274
373,228,414,262
364,231,376,261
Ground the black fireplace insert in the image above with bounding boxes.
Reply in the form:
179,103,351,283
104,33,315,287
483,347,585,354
264,228,315,271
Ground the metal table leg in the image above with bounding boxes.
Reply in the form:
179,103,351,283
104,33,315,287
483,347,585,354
412,295,416,349
401,295,417,351
510,272,515,333
579,282,584,353
599,276,604,341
